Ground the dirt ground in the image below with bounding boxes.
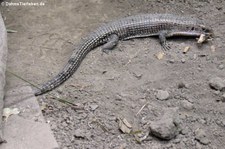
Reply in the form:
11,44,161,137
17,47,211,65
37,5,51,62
1,0,225,148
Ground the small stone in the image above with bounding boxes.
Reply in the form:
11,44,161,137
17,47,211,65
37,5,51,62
197,67,202,72
173,138,181,144
156,90,170,100
149,117,178,140
149,108,180,140
193,54,197,60
198,119,206,124
181,58,186,63
211,45,216,52
213,90,220,95
90,104,99,111
181,127,189,135
198,54,207,57
118,143,127,149
196,143,202,149
216,6,222,10
133,72,143,79
194,129,210,145
178,82,188,89
56,87,63,94
221,93,225,102
222,120,225,126
62,121,68,127
209,77,225,91
74,129,86,139
206,56,211,61
187,98,194,103
168,59,175,64
218,64,224,70
181,100,194,110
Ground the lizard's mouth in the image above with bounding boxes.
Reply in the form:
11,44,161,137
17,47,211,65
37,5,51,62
201,25,213,39
205,33,213,40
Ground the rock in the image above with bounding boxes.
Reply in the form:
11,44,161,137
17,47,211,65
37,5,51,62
222,119,225,127
74,129,87,139
56,88,63,94
132,71,143,79
193,54,197,60
156,90,170,100
173,138,181,144
209,77,225,91
213,90,220,95
221,93,225,102
181,58,186,63
90,104,99,111
149,108,180,140
149,117,178,140
181,127,189,135
194,129,210,145
62,121,68,127
181,100,194,110
168,59,175,64
178,82,188,89
218,64,224,70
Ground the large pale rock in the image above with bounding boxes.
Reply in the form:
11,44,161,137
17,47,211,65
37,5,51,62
0,12,7,143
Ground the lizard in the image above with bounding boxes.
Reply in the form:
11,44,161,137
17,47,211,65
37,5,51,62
34,14,212,96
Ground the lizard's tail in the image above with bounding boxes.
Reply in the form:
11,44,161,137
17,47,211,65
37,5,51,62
34,41,95,96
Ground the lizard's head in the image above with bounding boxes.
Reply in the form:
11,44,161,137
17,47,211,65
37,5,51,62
200,25,213,39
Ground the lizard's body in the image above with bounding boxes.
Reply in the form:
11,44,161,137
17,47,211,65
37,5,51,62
35,14,212,96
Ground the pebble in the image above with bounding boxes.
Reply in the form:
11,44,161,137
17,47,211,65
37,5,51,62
198,119,206,124
90,104,99,111
181,127,189,135
213,90,220,95
178,82,188,89
173,138,181,144
222,119,225,127
168,59,175,64
149,117,179,140
56,88,63,94
181,58,186,63
181,100,194,110
193,54,197,60
206,56,211,61
132,71,143,79
149,108,180,140
209,77,225,91
74,129,87,139
221,93,225,102
218,64,224,70
62,121,68,127
194,129,210,145
156,90,170,100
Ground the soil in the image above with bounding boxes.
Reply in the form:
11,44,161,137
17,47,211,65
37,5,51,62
1,0,225,148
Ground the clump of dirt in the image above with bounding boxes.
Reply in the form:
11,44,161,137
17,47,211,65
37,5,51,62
2,0,225,148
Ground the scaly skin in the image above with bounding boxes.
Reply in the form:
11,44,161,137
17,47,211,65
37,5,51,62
35,14,212,96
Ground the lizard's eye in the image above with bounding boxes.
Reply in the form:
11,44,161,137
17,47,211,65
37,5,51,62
202,27,212,33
